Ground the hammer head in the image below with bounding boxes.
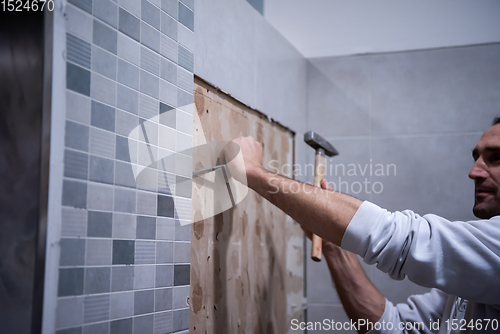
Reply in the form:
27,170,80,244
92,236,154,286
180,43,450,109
304,131,338,157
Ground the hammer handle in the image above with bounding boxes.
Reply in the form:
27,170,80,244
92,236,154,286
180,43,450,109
311,154,325,262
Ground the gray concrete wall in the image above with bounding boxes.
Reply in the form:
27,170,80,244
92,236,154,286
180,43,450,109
305,43,500,331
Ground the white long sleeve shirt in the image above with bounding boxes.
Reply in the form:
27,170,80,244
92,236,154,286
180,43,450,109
341,201,500,333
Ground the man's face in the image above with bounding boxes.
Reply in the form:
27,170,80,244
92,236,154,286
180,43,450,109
469,124,500,219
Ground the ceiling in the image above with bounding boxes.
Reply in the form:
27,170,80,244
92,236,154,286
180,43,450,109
264,0,500,58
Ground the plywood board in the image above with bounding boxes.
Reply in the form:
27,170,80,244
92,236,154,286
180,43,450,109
189,77,304,333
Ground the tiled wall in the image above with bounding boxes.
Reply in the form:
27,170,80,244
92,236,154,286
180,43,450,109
46,0,195,333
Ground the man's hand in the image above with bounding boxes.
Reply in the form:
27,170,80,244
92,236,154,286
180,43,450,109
223,136,265,186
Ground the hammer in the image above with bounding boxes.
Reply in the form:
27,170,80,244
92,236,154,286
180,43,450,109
304,131,338,262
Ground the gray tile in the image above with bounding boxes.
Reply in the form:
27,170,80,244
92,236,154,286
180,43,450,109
117,32,141,66
66,4,92,42
114,186,137,213
67,62,91,96
173,264,189,286
134,289,154,315
112,239,135,264
56,327,82,334
178,3,193,31
62,207,88,237
155,265,173,287
157,194,174,217
115,135,132,162
174,222,190,241
110,291,134,319
172,286,189,309
140,69,159,98
133,314,153,334
83,294,110,323
91,101,115,132
154,311,172,334
175,176,191,198
87,211,112,237
176,132,191,155
160,57,177,84
60,238,85,266
161,0,177,19
65,121,89,152
180,0,193,10
119,8,141,42
141,0,160,30
178,45,193,72
64,149,88,180
110,318,132,334
159,103,176,128
117,59,140,90
160,34,177,63
158,170,175,195
137,191,157,215
177,89,192,113
159,79,177,106
157,150,176,175
134,265,155,289
177,67,193,93
160,11,177,41
85,238,112,265
177,22,193,51
141,21,160,53
158,124,176,151
112,213,136,238
156,241,173,264
136,166,158,192
58,268,84,296
155,288,172,311
175,109,192,134
93,19,117,54
149,0,161,7
139,93,159,119
115,160,136,188
135,240,156,264
87,182,114,211
55,296,84,329
92,46,117,80
94,0,118,28
136,215,156,239
89,127,116,158
69,0,92,13
119,0,141,17
174,197,190,221
174,242,190,264
111,266,134,291
82,322,109,334
66,90,91,124
62,179,88,209
141,46,160,75
175,153,192,177
117,85,139,115
157,217,175,240
84,267,111,294
67,33,91,69
172,309,189,332
91,73,117,107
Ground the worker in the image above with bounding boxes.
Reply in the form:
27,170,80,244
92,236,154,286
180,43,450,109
224,118,500,333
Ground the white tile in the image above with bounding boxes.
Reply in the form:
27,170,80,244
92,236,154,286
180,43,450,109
137,142,158,167
66,4,92,42
174,197,191,221
61,207,87,237
66,90,91,124
175,153,192,177
137,190,157,215
158,124,176,151
159,79,177,106
87,182,114,211
176,131,192,155
175,110,192,135
118,32,141,66
177,22,194,52
91,73,117,107
89,127,116,158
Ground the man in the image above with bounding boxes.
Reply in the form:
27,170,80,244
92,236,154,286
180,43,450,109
224,118,500,333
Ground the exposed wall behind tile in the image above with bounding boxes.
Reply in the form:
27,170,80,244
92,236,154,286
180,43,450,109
44,0,194,333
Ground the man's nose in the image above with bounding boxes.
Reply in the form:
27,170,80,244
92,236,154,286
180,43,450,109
469,158,489,180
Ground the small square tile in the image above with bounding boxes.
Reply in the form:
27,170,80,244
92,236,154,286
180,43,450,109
91,101,116,132
119,0,141,17
135,240,156,264
136,166,158,192
117,85,139,115
174,242,190,263
87,211,112,237
175,176,191,198
91,73,117,107
136,215,156,239
83,322,109,334
137,141,158,167
68,0,92,13
154,288,172,311
157,194,174,217
67,33,91,69
92,46,117,80
159,79,177,106
158,170,175,195
111,266,134,291
174,221,190,241
66,90,91,124
177,21,193,51
85,238,112,265
155,265,173,287
134,289,154,315
62,207,88,237
160,57,176,85
112,239,135,264
137,191,157,215
141,0,160,30
114,186,137,213
89,155,115,184
138,118,158,146
115,135,133,162
141,21,160,53
115,160,136,188
178,3,193,32
158,124,176,151
156,241,173,263
66,4,92,42
93,19,117,54
83,295,110,323
112,213,136,238
161,0,177,19
175,154,192,177
89,127,116,158
173,264,189,286
110,318,132,334
58,268,84,296
140,46,160,75
84,267,111,294
110,291,134,319
180,0,193,10
94,0,118,28
117,32,141,65
176,132,192,156
172,286,189,309
157,150,176,174
140,70,159,99
177,89,193,114
156,217,175,240
174,197,190,221
133,314,153,333
178,45,193,72
87,182,114,211
60,238,85,266
160,34,177,63
65,121,89,152
64,149,88,180
159,103,176,128
176,109,192,134
139,93,159,119
118,59,140,90
134,265,155,289
154,311,172,334
62,179,88,209
160,11,177,41
172,309,189,332
55,296,84,329
67,62,91,96
177,67,193,93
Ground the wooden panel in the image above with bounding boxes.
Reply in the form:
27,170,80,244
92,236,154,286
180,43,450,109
189,77,304,333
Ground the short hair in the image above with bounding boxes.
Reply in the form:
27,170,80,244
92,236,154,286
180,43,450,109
493,117,500,126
